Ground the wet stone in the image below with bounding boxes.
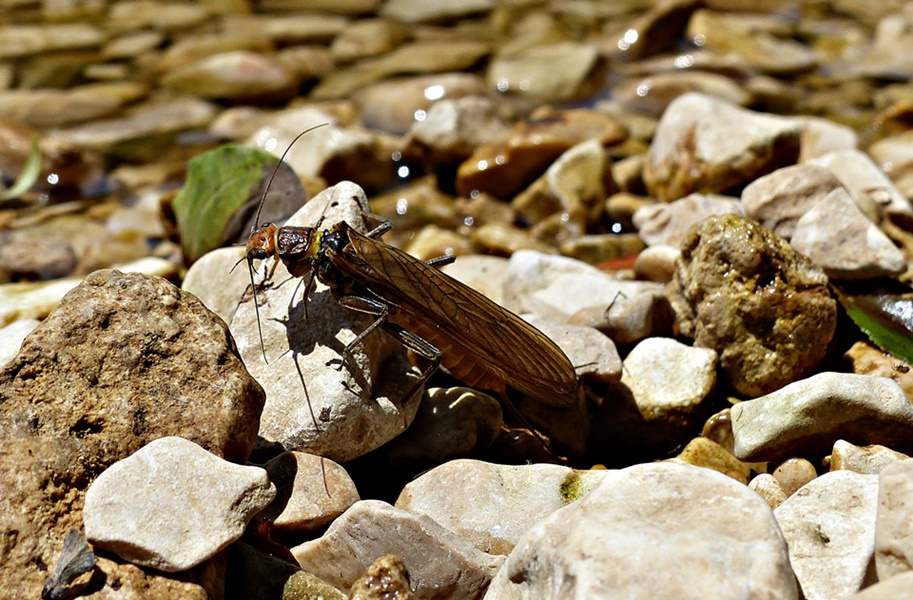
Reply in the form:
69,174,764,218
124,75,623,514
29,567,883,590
666,214,836,397
790,187,906,280
830,439,910,475
633,192,743,247
644,92,800,202
396,459,607,556
259,451,360,533
484,462,797,599
405,96,511,165
774,470,879,600
84,436,275,572
291,500,503,599
613,71,751,118
731,372,913,463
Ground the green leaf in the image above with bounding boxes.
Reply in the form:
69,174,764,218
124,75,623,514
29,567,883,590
837,291,913,364
0,136,42,202
172,145,306,263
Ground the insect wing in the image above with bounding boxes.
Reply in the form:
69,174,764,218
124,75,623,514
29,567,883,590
336,227,579,405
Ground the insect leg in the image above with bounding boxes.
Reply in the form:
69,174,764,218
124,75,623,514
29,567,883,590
360,211,393,239
380,321,442,405
425,254,456,268
335,295,391,368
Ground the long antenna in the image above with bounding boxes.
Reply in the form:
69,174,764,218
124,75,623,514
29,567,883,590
252,122,330,232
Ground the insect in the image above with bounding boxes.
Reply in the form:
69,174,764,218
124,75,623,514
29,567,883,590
241,138,580,452
892,361,910,374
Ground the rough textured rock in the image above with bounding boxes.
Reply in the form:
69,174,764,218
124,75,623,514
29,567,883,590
774,471,879,600
395,459,607,555
349,554,416,600
740,164,844,239
259,451,360,533
84,436,275,572
731,372,913,462
484,462,797,599
0,269,264,598
875,458,913,581
830,439,910,475
666,214,836,397
230,182,424,462
291,500,504,599
790,188,906,280
644,92,800,202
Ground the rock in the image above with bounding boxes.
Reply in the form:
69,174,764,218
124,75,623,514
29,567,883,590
790,188,906,280
0,256,176,328
259,451,360,533
330,18,410,63
522,315,621,384
0,23,104,59
376,387,503,471
0,82,147,128
160,50,299,101
229,183,423,462
740,164,844,239
666,214,836,397
845,11,913,80
789,116,859,163
484,462,797,599
456,108,627,199
772,458,818,496
379,0,492,22
221,12,348,45
632,192,743,247
107,0,209,31
599,0,699,61
644,92,800,202
613,71,751,118
0,318,37,366
395,459,607,555
402,225,472,262
701,408,736,454
849,571,913,599
731,372,913,462
830,439,910,475
559,233,644,266
355,73,485,135
844,341,913,401
511,139,611,225
291,500,504,599
809,148,913,228
439,255,508,305
486,42,600,107
685,9,817,74
350,554,415,600
181,246,251,326
774,471,879,600
406,96,510,165
620,337,718,451
875,458,913,580
633,244,679,283
671,437,751,484
470,222,557,256
84,436,275,572
750,474,789,510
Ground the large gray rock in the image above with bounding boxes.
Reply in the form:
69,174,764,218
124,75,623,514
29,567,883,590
291,500,503,599
774,471,879,600
395,459,607,555
484,462,797,599
666,214,836,397
731,373,913,462
84,436,275,572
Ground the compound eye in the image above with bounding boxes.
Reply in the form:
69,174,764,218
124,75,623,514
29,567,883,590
254,249,268,260
261,222,272,228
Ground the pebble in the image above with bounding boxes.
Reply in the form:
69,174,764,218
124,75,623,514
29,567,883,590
774,471,879,600
632,244,679,283
830,439,910,475
380,0,493,23
632,192,743,247
349,554,415,600
666,214,836,397
439,255,508,305
259,451,360,533
844,341,913,400
484,462,798,599
750,473,789,510
406,96,511,165
790,116,859,163
613,71,752,118
329,18,410,63
558,233,645,266
292,500,504,599
874,458,913,581
229,184,424,462
395,459,607,555
0,318,38,367
84,436,275,572
670,437,751,484
740,164,844,240
772,457,818,496
620,337,718,451
790,187,907,279
731,372,913,463
644,92,800,202
0,23,104,59
486,42,599,106
160,50,299,101
522,315,621,384
0,82,147,128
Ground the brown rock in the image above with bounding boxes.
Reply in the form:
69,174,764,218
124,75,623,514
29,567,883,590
349,554,415,600
666,214,836,397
